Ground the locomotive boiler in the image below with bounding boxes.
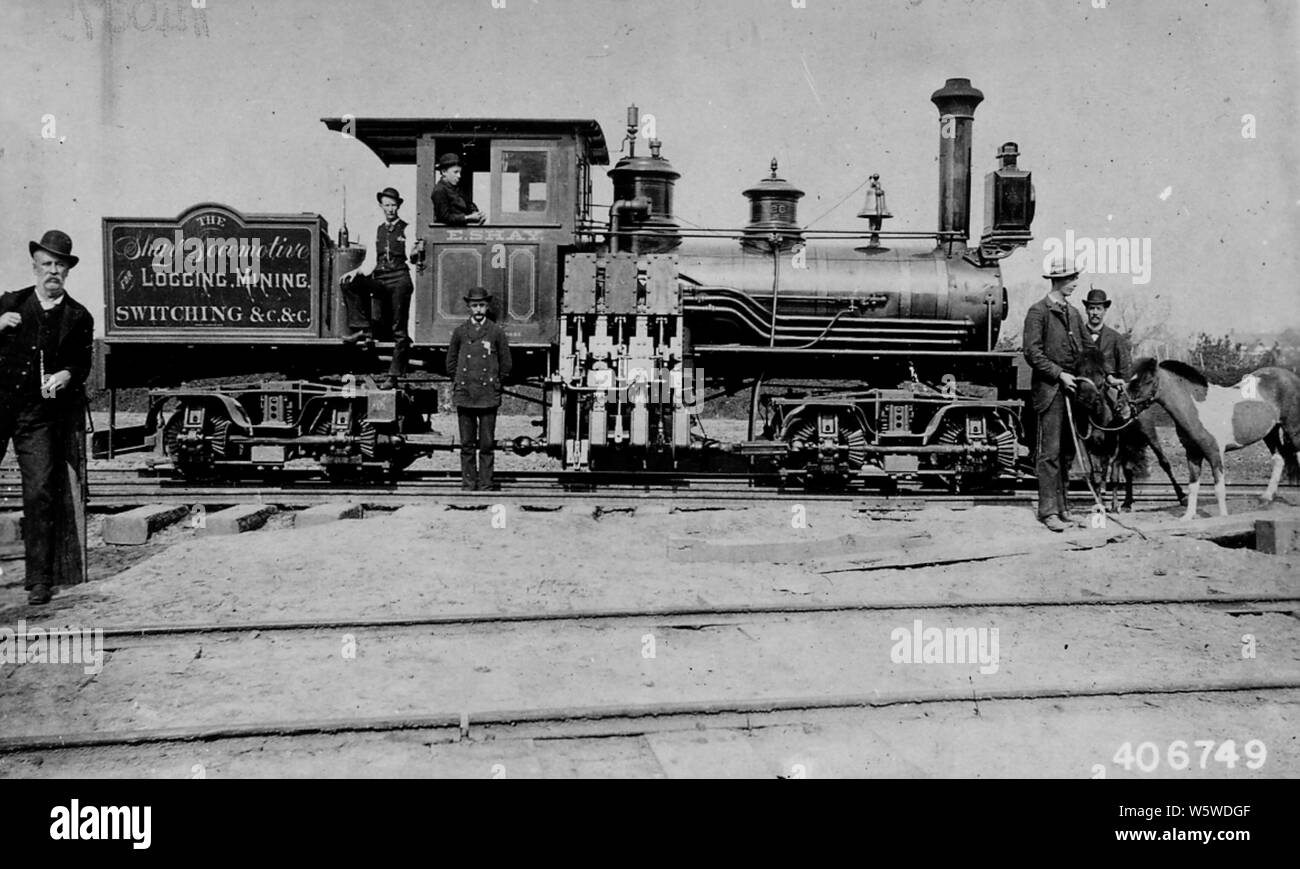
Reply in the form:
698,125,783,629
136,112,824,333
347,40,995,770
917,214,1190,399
96,78,1037,490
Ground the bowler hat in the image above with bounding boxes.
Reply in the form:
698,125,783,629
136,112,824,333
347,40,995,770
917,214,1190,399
376,187,404,206
29,230,79,268
1042,255,1080,280
463,286,491,303
437,153,461,171
1083,287,1112,308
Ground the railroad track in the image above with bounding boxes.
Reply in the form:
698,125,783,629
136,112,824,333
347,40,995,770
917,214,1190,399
0,465,1253,509
2,598,1298,757
79,592,1300,645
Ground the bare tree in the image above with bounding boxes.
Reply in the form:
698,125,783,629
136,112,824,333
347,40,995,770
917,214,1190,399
1109,294,1174,356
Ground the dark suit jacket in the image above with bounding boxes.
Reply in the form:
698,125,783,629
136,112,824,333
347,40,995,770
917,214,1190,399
0,286,94,411
1022,294,1087,413
1085,324,1131,380
431,180,479,225
446,318,512,409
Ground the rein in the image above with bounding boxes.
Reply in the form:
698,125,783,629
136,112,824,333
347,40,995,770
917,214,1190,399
1093,392,1158,432
1088,415,1140,433
1063,389,1149,540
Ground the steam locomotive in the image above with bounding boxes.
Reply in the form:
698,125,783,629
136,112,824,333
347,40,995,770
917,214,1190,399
96,77,1038,489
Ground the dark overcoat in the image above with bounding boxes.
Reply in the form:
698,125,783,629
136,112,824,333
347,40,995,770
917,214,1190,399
1085,323,1131,380
0,286,94,412
446,318,512,409
1022,294,1088,413
431,180,479,226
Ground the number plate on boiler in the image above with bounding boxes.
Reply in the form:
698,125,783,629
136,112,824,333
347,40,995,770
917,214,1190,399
251,446,286,464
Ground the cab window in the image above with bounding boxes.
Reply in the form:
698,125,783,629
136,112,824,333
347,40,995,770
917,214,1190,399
490,140,556,224
500,150,549,214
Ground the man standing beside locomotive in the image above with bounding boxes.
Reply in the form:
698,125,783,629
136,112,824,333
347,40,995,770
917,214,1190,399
1082,287,1131,385
431,154,487,225
0,231,94,604
1023,257,1089,532
446,287,511,491
340,187,423,388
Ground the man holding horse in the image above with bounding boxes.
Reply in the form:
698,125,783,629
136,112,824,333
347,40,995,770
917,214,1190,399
1083,287,1130,386
1024,257,1090,532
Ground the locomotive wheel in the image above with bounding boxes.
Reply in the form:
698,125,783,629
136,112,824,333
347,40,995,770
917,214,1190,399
784,413,869,489
929,413,1018,492
161,405,232,481
312,410,379,480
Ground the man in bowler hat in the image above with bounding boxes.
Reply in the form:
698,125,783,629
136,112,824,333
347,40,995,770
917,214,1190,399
431,154,486,226
446,287,511,490
340,187,423,387
1082,286,1131,385
0,231,94,604
1023,256,1089,532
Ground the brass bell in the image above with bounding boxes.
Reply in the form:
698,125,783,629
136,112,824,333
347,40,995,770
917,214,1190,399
857,174,893,220
857,174,893,248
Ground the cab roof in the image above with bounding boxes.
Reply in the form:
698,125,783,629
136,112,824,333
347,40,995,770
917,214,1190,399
320,117,610,167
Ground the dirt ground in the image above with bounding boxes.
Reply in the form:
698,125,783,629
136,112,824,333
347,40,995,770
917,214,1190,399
1,415,1298,777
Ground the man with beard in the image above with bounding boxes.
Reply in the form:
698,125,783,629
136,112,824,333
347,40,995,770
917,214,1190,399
446,287,511,491
1082,287,1131,385
0,231,94,604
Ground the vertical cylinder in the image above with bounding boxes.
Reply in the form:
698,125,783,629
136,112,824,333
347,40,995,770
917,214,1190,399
930,78,984,244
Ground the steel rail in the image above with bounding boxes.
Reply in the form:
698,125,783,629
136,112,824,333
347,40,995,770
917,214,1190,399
3,677,1297,755
78,594,1300,646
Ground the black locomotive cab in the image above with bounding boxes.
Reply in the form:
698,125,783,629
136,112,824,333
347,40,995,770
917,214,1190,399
320,117,609,350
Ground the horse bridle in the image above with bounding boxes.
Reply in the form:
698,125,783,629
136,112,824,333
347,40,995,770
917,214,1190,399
1081,380,1146,433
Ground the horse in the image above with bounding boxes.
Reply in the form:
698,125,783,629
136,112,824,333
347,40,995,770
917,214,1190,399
1084,404,1187,512
1126,359,1300,519
1073,346,1185,512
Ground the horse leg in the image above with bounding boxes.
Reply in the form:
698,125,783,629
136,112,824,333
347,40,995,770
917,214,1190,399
1144,422,1185,505
1182,456,1201,521
1212,447,1228,517
1110,453,1123,512
1108,461,1118,513
1261,428,1284,503
1122,465,1135,512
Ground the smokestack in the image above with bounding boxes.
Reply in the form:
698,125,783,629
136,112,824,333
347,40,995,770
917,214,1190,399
931,78,984,246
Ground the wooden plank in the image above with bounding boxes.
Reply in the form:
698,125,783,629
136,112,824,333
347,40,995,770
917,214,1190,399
294,503,364,528
0,512,21,545
197,504,277,536
667,531,931,563
102,504,191,545
1256,517,1300,556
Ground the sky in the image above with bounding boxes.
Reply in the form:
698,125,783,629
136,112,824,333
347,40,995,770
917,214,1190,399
1,0,1297,340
